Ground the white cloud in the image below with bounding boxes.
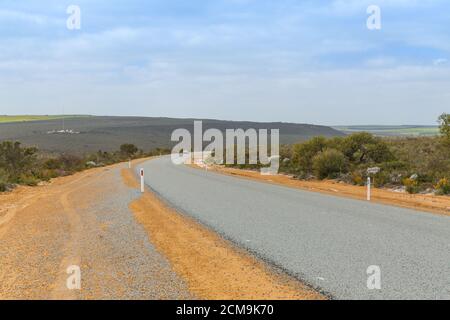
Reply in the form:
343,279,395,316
433,58,448,66
0,9,48,24
0,0,449,124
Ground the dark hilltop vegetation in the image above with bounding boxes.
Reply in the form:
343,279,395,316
0,116,344,154
0,115,343,192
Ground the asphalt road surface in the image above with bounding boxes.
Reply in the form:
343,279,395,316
139,157,450,300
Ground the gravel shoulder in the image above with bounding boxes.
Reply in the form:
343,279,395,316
123,168,323,300
0,161,192,300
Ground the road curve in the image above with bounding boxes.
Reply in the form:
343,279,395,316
138,157,450,300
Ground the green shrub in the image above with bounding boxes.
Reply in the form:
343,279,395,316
351,171,365,185
312,149,347,179
0,141,37,181
403,178,419,194
438,113,450,144
435,178,450,195
0,168,9,192
38,169,60,181
19,174,40,186
120,143,138,158
372,171,391,187
340,132,394,164
292,136,328,172
44,158,62,170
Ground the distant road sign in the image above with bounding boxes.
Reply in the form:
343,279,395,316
367,167,380,175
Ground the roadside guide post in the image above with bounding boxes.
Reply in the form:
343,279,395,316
366,167,380,201
128,160,131,169
140,168,145,193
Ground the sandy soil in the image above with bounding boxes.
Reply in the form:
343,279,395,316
122,168,324,300
193,165,450,216
0,160,192,300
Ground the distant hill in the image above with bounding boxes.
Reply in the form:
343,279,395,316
333,125,439,137
0,116,344,154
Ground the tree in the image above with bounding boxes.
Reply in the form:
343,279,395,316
120,144,138,158
312,148,347,179
339,132,393,164
292,136,328,172
0,141,37,181
340,132,376,163
438,113,450,143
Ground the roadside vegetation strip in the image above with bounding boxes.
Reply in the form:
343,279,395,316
192,164,450,217
121,168,324,300
0,140,165,193
222,115,450,197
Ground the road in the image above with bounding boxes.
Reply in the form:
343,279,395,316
139,156,450,300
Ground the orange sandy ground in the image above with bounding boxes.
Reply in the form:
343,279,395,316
122,168,324,300
193,165,450,217
0,165,122,299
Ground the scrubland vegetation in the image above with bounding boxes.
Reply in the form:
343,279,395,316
2,113,449,196
0,142,169,192
230,114,450,195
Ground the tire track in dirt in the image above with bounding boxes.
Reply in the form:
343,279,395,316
0,172,94,238
49,170,109,299
1,162,192,299
0,172,96,299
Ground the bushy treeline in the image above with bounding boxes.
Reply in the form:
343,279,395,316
281,133,449,193
226,114,450,195
0,141,170,192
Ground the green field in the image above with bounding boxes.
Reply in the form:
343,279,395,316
334,125,440,137
0,115,89,124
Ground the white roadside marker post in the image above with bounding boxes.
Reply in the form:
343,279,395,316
366,167,380,202
140,168,145,193
128,160,131,169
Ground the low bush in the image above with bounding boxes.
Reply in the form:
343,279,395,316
351,170,365,186
0,168,9,192
19,174,40,186
0,141,163,192
312,149,347,179
402,178,419,194
435,178,450,195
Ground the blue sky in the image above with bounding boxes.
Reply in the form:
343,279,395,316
0,0,449,125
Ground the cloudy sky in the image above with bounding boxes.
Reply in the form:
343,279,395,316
0,0,449,125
